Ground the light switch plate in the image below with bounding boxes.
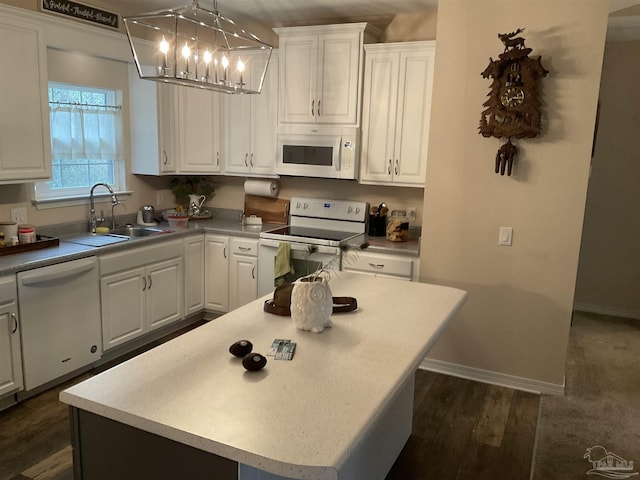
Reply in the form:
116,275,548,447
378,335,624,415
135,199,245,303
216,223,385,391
11,207,27,224
499,226,513,246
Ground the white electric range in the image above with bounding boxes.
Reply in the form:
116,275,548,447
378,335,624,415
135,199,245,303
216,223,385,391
258,196,368,296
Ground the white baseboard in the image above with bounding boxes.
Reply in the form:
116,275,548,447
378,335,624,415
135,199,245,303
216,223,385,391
419,358,565,396
573,303,640,320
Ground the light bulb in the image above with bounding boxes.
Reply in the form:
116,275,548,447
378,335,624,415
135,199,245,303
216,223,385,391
182,42,191,60
159,36,169,54
203,50,212,64
221,54,229,69
237,59,245,73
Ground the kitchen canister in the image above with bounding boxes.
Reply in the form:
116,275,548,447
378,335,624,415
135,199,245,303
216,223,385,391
18,224,36,244
386,211,409,242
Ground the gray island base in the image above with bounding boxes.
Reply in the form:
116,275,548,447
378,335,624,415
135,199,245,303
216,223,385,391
61,273,467,480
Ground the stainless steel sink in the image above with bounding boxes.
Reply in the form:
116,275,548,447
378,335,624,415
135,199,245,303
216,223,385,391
62,226,172,247
109,226,171,237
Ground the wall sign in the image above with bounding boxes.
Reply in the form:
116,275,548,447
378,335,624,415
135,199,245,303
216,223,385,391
41,0,119,30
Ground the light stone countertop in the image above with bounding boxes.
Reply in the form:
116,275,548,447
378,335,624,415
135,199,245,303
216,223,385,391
59,273,466,480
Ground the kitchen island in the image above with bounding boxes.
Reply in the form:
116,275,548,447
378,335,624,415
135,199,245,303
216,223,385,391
60,273,466,480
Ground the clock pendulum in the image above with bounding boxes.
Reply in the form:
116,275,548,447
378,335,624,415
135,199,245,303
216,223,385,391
479,28,548,176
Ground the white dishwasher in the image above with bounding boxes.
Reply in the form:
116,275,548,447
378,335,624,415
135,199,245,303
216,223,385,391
17,256,102,391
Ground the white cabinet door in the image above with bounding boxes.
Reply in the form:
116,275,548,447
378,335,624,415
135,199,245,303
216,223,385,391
178,88,222,174
229,238,258,311
205,235,229,312
0,277,22,398
277,34,317,124
146,257,183,331
0,13,51,183
224,52,277,176
101,267,146,350
100,242,184,350
276,24,372,127
316,32,361,125
360,53,399,183
130,74,221,175
360,42,435,187
184,235,205,316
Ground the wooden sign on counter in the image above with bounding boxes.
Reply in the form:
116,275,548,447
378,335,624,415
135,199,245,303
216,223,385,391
243,195,290,224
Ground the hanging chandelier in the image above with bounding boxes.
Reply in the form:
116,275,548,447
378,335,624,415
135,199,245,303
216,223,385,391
123,0,273,94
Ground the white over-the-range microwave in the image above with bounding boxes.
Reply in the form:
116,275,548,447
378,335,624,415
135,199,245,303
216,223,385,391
275,126,360,180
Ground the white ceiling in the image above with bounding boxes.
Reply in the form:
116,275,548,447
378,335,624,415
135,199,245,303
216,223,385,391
94,0,438,28
91,0,640,40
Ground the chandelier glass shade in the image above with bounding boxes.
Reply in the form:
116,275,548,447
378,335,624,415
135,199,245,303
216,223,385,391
123,1,272,94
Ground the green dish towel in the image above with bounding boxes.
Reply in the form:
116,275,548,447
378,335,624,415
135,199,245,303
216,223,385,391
274,242,294,286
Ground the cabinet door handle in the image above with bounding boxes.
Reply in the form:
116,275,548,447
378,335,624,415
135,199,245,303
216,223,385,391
250,153,254,167
216,152,220,166
317,100,321,116
244,153,248,167
311,99,315,116
163,150,168,165
147,275,152,290
251,265,256,279
142,276,147,291
369,263,385,269
388,159,392,175
11,313,18,333
223,246,227,259
239,246,252,252
394,159,399,175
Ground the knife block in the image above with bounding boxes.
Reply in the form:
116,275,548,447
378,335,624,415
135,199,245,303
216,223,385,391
368,215,387,237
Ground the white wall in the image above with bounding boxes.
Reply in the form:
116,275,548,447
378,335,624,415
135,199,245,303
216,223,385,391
421,0,609,391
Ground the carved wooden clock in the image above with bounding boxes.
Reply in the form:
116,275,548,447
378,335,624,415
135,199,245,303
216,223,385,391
479,28,548,175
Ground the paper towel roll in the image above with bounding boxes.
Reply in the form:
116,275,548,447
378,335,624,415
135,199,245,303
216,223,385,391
244,179,279,198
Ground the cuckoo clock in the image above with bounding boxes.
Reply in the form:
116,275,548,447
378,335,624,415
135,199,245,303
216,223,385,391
479,28,548,176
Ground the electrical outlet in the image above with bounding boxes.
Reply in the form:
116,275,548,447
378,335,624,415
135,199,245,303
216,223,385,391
407,207,417,223
11,207,27,224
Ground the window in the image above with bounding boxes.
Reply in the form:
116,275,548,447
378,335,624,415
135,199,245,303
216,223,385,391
34,82,126,201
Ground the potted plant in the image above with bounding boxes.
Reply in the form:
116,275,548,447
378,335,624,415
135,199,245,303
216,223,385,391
169,176,215,207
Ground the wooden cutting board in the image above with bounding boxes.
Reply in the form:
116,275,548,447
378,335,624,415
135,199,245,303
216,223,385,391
244,195,290,224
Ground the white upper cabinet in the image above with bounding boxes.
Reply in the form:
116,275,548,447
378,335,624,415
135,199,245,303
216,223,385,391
0,10,51,183
223,51,278,176
130,66,222,176
359,41,435,187
275,24,380,127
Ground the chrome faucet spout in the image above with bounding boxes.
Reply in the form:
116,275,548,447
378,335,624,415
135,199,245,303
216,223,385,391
89,183,119,233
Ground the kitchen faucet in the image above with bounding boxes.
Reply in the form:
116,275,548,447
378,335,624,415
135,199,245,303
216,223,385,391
89,183,120,233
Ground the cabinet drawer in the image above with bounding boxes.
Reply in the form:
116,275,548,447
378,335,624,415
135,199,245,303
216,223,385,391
100,240,183,275
345,252,415,278
230,238,258,257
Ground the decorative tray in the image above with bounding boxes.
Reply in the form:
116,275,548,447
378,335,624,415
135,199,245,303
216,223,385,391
0,235,60,257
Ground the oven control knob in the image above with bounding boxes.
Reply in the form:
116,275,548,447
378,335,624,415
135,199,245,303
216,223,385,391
304,203,309,209
295,202,301,208
355,207,361,214
347,206,353,213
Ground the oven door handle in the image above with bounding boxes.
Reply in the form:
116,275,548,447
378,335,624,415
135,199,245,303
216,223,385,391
259,238,339,255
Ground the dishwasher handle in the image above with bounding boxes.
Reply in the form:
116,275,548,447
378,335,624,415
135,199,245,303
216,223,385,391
19,259,96,286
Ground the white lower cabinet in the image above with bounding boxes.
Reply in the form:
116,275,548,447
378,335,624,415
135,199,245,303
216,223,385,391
205,235,259,313
343,251,419,281
229,238,258,311
0,276,23,399
100,241,184,350
205,234,230,313
184,235,205,316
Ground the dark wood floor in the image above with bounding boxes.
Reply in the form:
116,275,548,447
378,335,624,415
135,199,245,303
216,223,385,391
1,337,540,480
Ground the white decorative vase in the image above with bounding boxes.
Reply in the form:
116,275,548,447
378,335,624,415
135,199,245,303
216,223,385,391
290,277,333,333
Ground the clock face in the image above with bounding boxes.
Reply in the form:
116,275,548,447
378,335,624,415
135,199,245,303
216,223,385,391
500,87,525,108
